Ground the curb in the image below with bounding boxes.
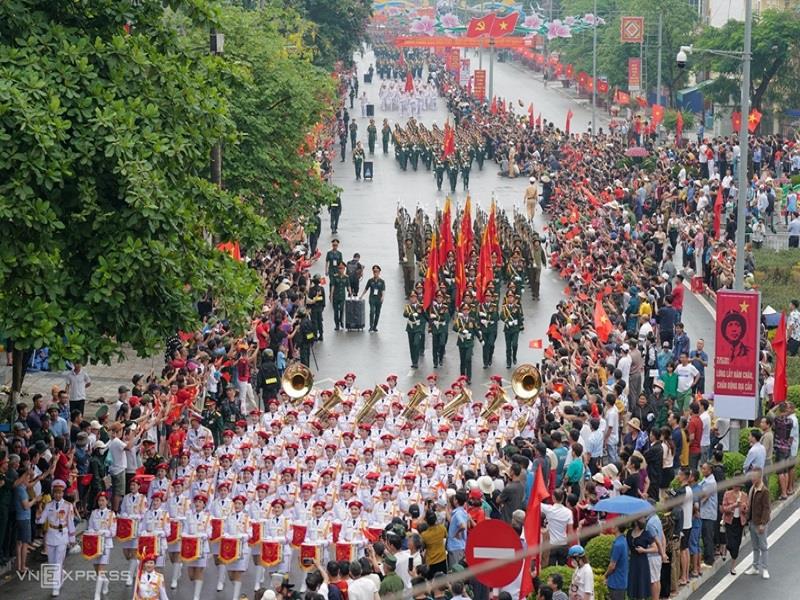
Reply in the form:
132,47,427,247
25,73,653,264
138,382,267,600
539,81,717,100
671,486,800,599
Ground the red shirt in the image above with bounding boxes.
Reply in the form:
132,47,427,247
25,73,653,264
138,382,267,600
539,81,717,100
688,415,703,454
54,452,70,482
168,430,187,458
672,283,685,311
256,322,270,350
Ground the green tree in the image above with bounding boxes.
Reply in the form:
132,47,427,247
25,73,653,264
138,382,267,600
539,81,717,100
555,0,696,106
694,9,800,112
219,6,337,227
287,0,373,68
0,0,271,397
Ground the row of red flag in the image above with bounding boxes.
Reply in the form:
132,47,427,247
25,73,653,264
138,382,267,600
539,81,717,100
422,196,502,310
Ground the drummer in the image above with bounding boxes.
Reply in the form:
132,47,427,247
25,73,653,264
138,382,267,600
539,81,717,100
210,480,234,592
248,483,272,594
166,478,190,589
183,493,212,600
262,498,291,583
119,475,148,587
140,491,169,568
86,491,116,600
223,495,251,600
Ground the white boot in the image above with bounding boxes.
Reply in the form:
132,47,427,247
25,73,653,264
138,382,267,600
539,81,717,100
94,576,103,600
231,580,242,600
192,579,204,600
127,559,138,587
254,565,264,591
216,565,226,592
102,575,109,596
170,562,182,589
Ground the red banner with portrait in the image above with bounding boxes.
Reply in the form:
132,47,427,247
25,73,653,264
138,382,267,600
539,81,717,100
714,290,761,419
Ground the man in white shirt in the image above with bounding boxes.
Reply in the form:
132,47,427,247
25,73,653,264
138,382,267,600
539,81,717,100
347,560,379,600
604,396,620,464
541,490,573,566
64,361,91,415
699,399,712,462
674,353,699,413
678,468,694,585
106,422,131,512
617,344,632,386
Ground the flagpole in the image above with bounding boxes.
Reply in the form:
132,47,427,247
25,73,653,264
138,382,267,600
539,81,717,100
734,0,752,291
592,0,597,137
488,37,495,104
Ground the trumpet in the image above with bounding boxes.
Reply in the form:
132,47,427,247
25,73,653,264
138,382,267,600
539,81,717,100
315,386,344,419
511,364,542,400
282,363,313,399
441,388,471,420
355,385,386,424
481,385,508,419
401,384,429,419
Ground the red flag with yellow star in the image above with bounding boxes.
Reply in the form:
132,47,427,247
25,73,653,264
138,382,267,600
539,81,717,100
489,12,520,37
594,298,613,343
748,109,762,133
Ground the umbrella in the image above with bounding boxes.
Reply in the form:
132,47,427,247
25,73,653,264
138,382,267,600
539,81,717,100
590,496,654,515
624,147,649,158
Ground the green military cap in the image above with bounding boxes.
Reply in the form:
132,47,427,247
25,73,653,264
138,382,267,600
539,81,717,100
95,405,109,419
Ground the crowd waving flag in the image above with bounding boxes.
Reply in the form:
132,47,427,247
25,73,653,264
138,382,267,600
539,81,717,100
565,109,574,135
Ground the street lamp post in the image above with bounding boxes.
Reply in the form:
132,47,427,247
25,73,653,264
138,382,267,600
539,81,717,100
591,0,597,135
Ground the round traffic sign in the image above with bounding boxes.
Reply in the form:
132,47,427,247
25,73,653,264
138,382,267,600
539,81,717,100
465,518,523,587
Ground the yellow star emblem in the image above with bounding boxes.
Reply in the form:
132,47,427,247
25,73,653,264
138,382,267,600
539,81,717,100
739,301,749,313
500,22,508,29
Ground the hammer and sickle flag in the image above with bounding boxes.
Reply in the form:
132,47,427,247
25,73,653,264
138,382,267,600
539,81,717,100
466,14,496,37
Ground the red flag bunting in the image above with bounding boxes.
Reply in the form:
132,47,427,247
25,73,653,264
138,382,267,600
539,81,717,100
773,312,788,404
594,298,613,343
423,230,439,309
519,464,550,597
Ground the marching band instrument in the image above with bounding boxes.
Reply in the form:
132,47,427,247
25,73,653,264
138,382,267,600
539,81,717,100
511,364,542,400
282,363,314,400
355,385,385,423
315,385,344,419
441,388,471,419
401,383,429,419
481,385,508,419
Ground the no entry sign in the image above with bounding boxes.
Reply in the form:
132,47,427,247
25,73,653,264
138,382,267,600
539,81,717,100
465,519,523,587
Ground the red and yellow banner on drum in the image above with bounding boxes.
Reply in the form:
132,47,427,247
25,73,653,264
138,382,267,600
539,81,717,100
249,522,263,546
209,518,223,543
219,537,241,565
115,517,137,542
335,542,356,563
167,521,181,545
260,541,283,567
180,536,202,562
299,544,322,571
137,534,160,560
291,524,307,548
82,532,104,560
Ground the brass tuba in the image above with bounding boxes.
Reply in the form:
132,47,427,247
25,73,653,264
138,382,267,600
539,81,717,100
511,364,542,400
441,387,472,420
355,385,386,424
282,363,314,399
401,384,429,419
315,385,344,419
481,385,508,419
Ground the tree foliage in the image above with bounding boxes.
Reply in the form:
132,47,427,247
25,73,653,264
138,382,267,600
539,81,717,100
693,9,800,111
554,0,696,106
286,0,373,68
0,0,332,384
219,6,337,227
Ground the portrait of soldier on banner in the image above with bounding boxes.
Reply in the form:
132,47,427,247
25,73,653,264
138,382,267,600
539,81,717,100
719,308,751,367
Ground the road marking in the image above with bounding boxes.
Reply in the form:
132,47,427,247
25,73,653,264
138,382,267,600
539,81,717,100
472,547,517,560
697,503,800,600
683,279,715,317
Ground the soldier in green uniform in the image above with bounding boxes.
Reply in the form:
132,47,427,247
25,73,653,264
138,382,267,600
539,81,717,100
404,290,425,369
381,119,391,154
428,290,449,368
422,145,432,171
501,291,524,369
142,439,166,475
292,309,316,367
367,119,377,154
434,155,446,191
409,143,420,171
331,262,349,331
506,250,526,296
478,291,500,369
353,141,365,180
446,156,459,193
453,302,479,384
202,398,224,446
475,140,486,170
461,156,472,190
400,142,410,171
349,120,358,148
360,264,386,332
325,239,343,294
328,194,342,234
307,274,326,342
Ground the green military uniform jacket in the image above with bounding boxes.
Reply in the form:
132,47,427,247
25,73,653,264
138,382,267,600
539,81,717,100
404,302,426,334
453,312,478,348
364,277,386,305
501,302,525,333
331,272,349,303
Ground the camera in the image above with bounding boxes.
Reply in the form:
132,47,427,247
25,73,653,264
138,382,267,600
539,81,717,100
676,46,692,69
